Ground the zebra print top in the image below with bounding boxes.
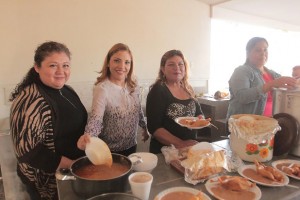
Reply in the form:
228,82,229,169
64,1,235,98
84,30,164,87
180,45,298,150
10,83,87,199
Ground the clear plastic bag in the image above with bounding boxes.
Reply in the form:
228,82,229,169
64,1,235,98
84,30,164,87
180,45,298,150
161,145,180,164
161,145,189,164
181,150,226,185
224,150,245,172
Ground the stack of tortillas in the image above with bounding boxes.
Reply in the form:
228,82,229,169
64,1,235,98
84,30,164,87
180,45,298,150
85,137,113,166
231,114,279,136
181,142,225,181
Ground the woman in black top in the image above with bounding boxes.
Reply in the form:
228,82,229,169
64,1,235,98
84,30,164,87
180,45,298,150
146,50,204,154
10,41,87,199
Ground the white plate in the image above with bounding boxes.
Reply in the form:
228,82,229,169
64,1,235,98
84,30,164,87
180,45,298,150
175,117,211,129
272,159,300,180
85,137,112,166
238,164,289,187
155,186,211,200
205,176,261,200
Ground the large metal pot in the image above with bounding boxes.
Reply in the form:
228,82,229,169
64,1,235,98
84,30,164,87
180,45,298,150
273,88,300,119
273,88,300,156
87,193,142,200
69,153,132,199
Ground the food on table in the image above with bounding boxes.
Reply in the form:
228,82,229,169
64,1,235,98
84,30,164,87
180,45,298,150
155,187,211,200
205,175,260,200
234,114,279,136
240,165,288,186
271,160,300,180
85,137,113,166
74,162,129,180
254,160,284,182
181,150,225,181
229,114,281,163
187,142,214,157
280,163,300,177
179,118,210,128
214,90,229,99
161,191,205,200
218,176,255,191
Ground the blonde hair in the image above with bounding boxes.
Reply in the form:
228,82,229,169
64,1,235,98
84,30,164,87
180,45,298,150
152,49,195,98
95,43,136,93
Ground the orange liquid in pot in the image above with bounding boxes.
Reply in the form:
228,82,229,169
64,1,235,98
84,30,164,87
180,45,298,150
74,163,129,180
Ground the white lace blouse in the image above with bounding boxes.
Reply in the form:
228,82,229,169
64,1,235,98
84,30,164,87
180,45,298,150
85,79,147,151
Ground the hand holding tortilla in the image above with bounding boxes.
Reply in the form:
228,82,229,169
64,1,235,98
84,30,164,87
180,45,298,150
85,137,113,167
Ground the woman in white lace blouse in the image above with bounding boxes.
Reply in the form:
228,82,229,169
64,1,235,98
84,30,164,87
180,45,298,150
78,43,149,156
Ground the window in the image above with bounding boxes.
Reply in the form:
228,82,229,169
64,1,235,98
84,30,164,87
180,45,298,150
209,19,300,94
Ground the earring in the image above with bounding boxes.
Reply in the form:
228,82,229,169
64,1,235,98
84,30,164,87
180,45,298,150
162,74,166,83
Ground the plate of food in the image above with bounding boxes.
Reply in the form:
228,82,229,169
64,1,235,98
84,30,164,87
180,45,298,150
205,175,261,200
154,186,211,200
237,160,289,187
175,117,211,129
272,159,300,180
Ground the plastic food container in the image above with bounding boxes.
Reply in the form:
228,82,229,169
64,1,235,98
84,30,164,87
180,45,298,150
228,114,281,162
128,152,158,172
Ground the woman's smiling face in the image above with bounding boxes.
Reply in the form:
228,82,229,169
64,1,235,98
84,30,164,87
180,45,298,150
162,55,186,83
34,52,70,89
108,50,132,86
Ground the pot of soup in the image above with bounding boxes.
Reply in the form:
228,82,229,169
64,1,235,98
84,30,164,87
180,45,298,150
68,153,132,199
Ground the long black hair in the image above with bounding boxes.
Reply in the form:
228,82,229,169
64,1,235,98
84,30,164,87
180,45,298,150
10,41,71,101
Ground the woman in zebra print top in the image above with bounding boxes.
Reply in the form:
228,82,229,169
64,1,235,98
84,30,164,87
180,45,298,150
10,41,88,199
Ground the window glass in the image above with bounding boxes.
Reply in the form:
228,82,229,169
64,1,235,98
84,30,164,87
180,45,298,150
209,19,300,94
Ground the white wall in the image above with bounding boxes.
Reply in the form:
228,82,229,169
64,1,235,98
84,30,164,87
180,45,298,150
0,0,211,119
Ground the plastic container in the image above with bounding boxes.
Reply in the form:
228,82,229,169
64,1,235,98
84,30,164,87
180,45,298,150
228,114,281,162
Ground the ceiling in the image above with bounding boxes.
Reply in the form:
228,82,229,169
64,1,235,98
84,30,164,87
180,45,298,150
199,0,300,28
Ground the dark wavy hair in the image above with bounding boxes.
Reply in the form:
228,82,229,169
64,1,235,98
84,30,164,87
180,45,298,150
151,49,195,98
10,41,71,101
